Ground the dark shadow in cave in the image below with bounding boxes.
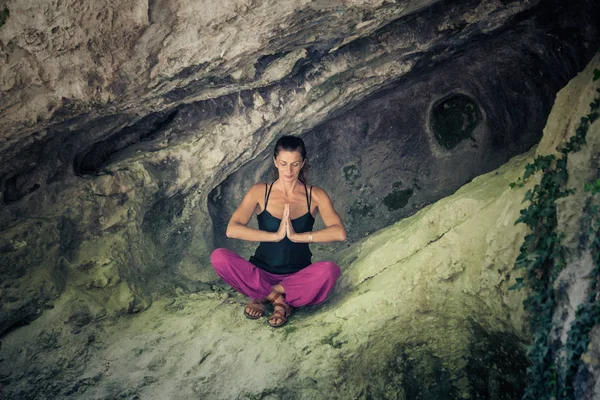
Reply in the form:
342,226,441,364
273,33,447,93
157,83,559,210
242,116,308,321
73,109,179,176
141,187,192,271
3,173,40,204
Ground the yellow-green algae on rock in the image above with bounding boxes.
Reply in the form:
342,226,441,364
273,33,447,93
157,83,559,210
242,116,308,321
1,141,535,399
326,149,533,398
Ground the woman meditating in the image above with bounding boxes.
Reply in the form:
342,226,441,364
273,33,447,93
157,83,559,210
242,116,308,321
210,135,346,328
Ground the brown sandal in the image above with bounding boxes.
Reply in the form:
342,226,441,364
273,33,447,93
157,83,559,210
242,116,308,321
244,299,267,319
267,292,292,328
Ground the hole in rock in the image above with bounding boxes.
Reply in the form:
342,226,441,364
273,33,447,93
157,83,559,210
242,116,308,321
0,7,9,28
255,51,291,71
3,173,40,204
430,94,481,150
73,109,179,176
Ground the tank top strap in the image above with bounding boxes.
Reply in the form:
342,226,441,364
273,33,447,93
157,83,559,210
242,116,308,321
264,182,274,209
303,182,312,213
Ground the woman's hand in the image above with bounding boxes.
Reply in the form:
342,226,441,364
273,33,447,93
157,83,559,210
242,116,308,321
274,204,289,241
286,204,299,242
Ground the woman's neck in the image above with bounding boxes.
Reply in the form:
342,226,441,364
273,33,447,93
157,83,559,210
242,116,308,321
277,178,300,198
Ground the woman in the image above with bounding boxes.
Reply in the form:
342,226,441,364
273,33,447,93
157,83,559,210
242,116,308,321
210,135,346,328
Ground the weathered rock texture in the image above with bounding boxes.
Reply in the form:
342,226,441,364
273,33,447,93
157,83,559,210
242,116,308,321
2,0,598,339
0,0,599,398
0,53,598,400
537,55,600,399
211,26,584,257
0,118,534,400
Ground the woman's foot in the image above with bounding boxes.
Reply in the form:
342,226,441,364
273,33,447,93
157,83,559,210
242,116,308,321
266,291,292,328
244,299,267,319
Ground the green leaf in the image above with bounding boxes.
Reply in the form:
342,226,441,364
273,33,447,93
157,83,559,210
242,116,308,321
515,253,537,269
523,163,537,180
509,278,525,291
585,179,600,194
594,68,600,82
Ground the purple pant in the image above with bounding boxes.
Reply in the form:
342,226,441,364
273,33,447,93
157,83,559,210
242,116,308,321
210,248,340,307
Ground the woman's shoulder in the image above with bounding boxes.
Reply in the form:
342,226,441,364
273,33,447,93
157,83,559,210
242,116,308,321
308,185,332,201
250,182,269,190
248,182,270,193
242,183,269,199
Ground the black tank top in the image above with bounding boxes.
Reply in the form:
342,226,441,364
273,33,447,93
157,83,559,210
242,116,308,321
249,182,315,274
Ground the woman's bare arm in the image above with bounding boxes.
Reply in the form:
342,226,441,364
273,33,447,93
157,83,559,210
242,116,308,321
288,186,346,243
225,184,286,242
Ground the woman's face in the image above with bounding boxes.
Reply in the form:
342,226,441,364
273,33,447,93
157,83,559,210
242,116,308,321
274,150,305,182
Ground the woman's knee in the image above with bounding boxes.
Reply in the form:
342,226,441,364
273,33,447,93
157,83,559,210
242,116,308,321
210,248,231,269
316,261,341,282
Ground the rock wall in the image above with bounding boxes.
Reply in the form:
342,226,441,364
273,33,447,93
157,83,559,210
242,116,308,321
0,0,599,368
211,23,584,258
0,21,599,400
537,54,600,399
0,105,536,400
2,55,599,397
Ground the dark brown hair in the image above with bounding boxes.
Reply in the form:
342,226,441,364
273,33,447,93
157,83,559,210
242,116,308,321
272,135,309,183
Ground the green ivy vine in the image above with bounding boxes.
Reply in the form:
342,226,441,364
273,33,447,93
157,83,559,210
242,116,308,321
561,178,600,399
509,61,600,400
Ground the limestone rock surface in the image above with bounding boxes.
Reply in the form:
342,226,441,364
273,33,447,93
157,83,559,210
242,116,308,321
0,1,599,398
1,55,599,397
539,54,600,399
4,0,599,336
0,132,534,399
